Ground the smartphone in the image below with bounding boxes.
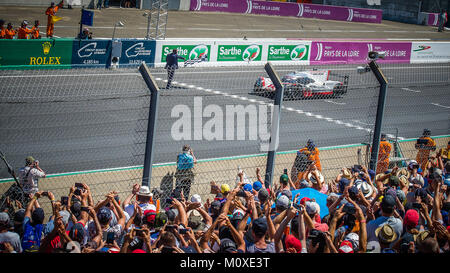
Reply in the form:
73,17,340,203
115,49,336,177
41,191,48,197
80,206,90,212
106,232,115,244
75,183,84,189
134,228,145,237
179,228,188,235
412,202,422,209
61,196,68,206
74,189,82,196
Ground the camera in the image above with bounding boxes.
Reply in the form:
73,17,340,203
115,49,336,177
368,51,386,60
61,196,69,206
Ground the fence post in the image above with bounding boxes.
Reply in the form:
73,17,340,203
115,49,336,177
139,62,160,188
264,62,284,189
368,60,389,173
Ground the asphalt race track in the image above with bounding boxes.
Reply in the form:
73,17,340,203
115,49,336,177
0,62,449,178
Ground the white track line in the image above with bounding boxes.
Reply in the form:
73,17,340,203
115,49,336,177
401,87,421,93
431,103,450,109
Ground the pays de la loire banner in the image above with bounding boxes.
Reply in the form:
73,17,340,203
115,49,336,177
310,41,412,64
0,39,73,69
190,0,382,23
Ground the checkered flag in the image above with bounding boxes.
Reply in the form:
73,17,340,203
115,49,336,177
184,55,208,67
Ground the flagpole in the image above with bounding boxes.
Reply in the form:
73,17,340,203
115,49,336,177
79,6,84,39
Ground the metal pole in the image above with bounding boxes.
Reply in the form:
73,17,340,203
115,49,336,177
264,62,284,189
368,60,389,173
139,62,160,187
155,0,161,39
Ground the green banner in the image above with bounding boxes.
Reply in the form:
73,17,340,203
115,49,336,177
161,44,210,62
0,39,73,69
217,44,262,62
267,44,310,61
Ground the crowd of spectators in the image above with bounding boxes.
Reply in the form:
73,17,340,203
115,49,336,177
0,134,449,254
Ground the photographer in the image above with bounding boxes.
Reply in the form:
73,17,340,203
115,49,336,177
175,145,197,200
18,156,46,198
78,28,92,40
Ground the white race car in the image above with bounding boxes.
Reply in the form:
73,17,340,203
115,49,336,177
253,70,348,99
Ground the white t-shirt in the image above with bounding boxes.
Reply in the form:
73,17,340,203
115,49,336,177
124,202,156,218
18,166,45,194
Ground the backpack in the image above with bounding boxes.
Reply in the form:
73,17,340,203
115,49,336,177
22,221,43,252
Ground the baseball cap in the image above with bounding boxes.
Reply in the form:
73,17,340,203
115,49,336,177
167,208,179,221
389,175,400,187
59,210,70,226
221,184,231,194
155,211,168,227
253,181,263,192
285,234,302,253
232,209,245,221
0,212,9,225
396,189,406,204
375,224,398,244
25,156,35,165
344,232,360,251
243,183,253,192
300,197,311,205
258,188,269,204
219,238,237,253
252,217,268,237
132,249,146,253
348,186,359,197
298,179,310,188
339,178,351,193
280,189,292,200
381,194,396,209
143,210,157,225
404,209,419,229
276,195,290,211
414,188,428,199
69,222,85,243
191,194,202,203
13,209,25,223
280,174,289,184
188,214,206,232
305,201,318,215
338,240,354,253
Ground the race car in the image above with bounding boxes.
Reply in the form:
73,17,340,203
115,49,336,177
252,70,348,100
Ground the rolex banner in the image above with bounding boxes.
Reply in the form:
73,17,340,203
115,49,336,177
0,39,73,69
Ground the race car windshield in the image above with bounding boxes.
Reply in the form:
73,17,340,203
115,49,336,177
282,77,297,83
296,77,315,84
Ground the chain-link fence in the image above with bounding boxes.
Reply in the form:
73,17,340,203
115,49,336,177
0,62,449,218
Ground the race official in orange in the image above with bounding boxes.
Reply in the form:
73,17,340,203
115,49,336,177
4,23,16,39
46,1,63,37
31,20,41,39
376,133,392,174
0,20,6,39
298,139,322,171
17,21,34,39
415,129,436,170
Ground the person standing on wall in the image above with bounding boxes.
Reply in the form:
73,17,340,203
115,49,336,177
175,145,197,200
165,49,186,89
415,129,436,171
375,133,392,175
45,1,63,38
438,9,448,32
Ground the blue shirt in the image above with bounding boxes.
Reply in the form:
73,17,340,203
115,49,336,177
177,153,194,170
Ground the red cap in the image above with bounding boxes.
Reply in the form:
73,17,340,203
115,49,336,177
404,209,419,229
144,209,156,224
338,240,354,253
132,249,146,253
285,235,302,253
300,197,311,205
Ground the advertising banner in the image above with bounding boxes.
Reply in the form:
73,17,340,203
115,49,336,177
160,44,211,63
217,44,263,62
267,44,310,61
310,41,411,64
119,40,156,66
0,39,73,69
190,0,382,23
72,39,110,67
411,42,450,63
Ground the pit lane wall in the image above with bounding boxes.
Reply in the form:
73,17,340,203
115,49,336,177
153,39,450,67
189,0,382,24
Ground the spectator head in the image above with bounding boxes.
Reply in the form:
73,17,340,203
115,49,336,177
326,193,339,208
338,240,354,253
280,189,292,200
342,202,356,216
251,217,268,239
190,194,201,204
188,210,206,235
143,209,157,227
25,156,35,166
306,139,315,150
285,234,302,253
31,207,45,225
414,188,428,203
276,195,290,212
422,128,431,137
155,211,168,228
231,209,245,228
375,224,397,245
305,201,319,218
404,209,419,230
219,225,233,240
221,184,231,194
388,175,400,187
252,181,262,192
399,232,415,253
280,174,289,186
158,231,176,248
136,186,152,203
344,232,359,252
21,20,28,27
0,20,4,27
381,133,387,140
338,178,350,193
243,183,253,192
7,23,12,29
210,200,221,216
50,2,55,7
34,20,39,26
59,210,70,228
258,188,269,204
408,160,420,170
166,208,179,222
13,209,25,229
97,207,112,226
69,222,85,244
298,179,309,189
348,186,359,200
219,238,238,253
172,49,178,54
396,189,406,205
380,194,396,215
355,181,373,198
417,237,440,254
0,212,10,230
290,216,299,237
70,199,82,219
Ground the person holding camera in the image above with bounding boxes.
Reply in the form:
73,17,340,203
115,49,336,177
175,145,197,200
78,28,92,40
415,129,436,171
18,156,46,198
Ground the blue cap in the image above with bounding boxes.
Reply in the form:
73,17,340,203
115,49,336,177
243,183,253,192
444,178,450,187
368,169,375,179
339,178,350,193
253,181,263,192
